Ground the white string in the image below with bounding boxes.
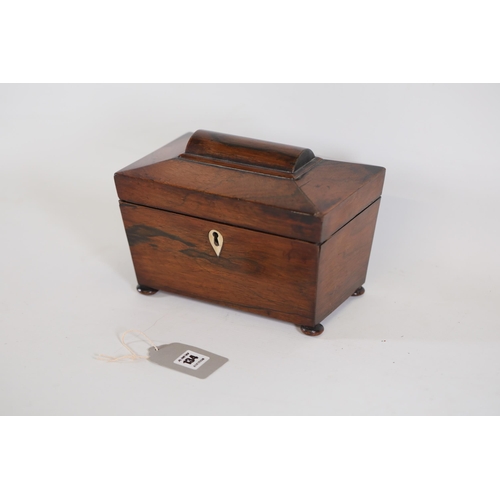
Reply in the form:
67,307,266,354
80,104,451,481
96,329,158,362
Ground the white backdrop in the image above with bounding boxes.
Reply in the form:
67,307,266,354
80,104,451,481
1,84,499,415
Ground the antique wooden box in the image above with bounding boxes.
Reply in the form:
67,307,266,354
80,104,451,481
114,130,385,335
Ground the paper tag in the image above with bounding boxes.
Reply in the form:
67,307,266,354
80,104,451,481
148,343,228,379
173,350,210,370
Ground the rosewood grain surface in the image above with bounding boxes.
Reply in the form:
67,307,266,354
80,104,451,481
115,131,385,245
115,130,386,331
184,130,315,174
315,199,381,324
115,167,322,242
297,160,385,241
120,202,319,325
120,132,192,172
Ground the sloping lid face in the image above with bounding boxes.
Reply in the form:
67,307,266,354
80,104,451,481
114,130,385,243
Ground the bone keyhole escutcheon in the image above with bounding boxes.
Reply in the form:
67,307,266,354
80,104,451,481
209,230,223,257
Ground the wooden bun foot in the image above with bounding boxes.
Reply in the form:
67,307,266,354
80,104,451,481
136,284,158,295
352,286,365,296
299,324,324,336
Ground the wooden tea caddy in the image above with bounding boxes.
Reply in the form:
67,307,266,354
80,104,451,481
114,130,385,335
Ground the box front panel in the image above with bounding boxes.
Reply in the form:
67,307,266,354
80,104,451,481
120,202,319,325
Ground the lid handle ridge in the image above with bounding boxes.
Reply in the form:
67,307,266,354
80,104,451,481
184,130,315,174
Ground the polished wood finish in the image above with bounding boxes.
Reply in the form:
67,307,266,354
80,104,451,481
120,202,319,326
315,199,380,324
136,284,158,295
182,130,315,177
115,158,321,242
299,324,325,336
115,131,385,332
120,132,192,172
297,159,385,241
352,286,365,296
115,131,385,243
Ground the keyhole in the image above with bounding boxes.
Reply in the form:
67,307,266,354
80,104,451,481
209,229,223,257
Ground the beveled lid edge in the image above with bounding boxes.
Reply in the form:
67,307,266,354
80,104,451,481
116,132,193,173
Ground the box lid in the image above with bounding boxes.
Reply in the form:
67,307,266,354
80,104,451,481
114,130,385,243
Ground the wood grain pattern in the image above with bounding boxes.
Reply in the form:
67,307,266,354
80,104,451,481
115,132,385,244
120,201,319,325
115,131,386,330
120,132,192,172
115,155,324,242
184,130,315,174
297,160,385,241
315,199,381,324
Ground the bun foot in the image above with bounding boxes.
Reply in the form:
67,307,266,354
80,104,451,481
299,324,324,336
352,286,365,296
136,284,158,295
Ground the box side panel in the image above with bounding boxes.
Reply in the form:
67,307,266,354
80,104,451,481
120,202,319,325
296,159,385,242
319,170,384,242
315,199,381,324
